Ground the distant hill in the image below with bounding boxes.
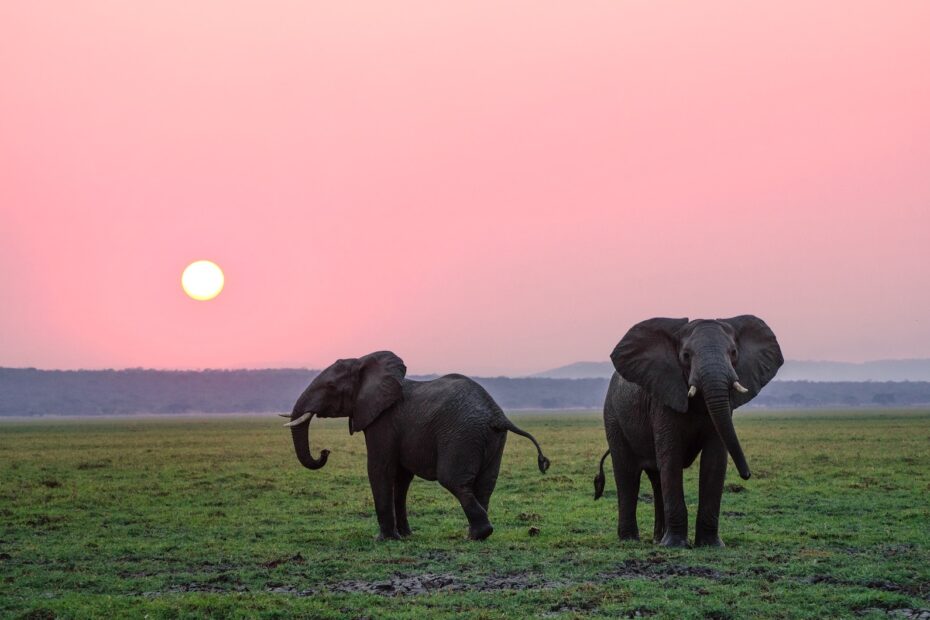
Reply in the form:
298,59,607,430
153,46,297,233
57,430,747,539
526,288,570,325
530,362,614,379
531,359,930,382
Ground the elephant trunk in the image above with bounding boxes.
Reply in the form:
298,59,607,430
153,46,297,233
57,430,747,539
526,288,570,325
701,379,751,480
289,412,330,470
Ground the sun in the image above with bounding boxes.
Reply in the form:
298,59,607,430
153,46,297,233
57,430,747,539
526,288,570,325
181,260,225,301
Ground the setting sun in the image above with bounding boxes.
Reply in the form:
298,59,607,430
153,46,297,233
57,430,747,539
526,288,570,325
181,260,224,301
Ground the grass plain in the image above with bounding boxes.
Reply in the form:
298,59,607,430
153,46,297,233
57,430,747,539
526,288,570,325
1,410,928,619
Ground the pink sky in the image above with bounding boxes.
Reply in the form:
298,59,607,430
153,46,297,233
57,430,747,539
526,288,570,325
2,2,929,375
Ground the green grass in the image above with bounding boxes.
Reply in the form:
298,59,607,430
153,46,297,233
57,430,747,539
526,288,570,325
1,410,928,619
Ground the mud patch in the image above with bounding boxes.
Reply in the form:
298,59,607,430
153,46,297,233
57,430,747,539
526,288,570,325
602,558,723,581
261,552,305,569
144,581,249,596
881,544,917,558
805,575,928,598
327,573,459,596
859,609,930,619
269,570,564,597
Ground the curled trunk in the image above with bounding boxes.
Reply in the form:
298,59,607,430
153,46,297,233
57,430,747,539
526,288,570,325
289,413,329,470
702,382,751,480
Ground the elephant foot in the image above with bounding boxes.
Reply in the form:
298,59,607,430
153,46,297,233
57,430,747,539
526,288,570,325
618,530,640,542
468,522,494,541
653,524,665,543
397,525,412,538
659,532,691,548
694,535,725,548
376,529,403,541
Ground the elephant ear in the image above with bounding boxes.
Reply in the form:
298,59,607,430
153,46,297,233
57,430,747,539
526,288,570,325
611,317,690,413
719,315,784,408
350,351,407,434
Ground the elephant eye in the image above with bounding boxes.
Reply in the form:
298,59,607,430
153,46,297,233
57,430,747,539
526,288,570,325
681,351,691,363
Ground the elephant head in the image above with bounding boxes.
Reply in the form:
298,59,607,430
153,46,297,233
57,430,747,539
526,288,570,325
283,351,407,470
610,316,783,480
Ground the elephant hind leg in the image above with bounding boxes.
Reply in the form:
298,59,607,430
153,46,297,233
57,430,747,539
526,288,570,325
437,436,497,540
645,469,665,543
474,433,506,512
438,469,492,540
443,483,493,540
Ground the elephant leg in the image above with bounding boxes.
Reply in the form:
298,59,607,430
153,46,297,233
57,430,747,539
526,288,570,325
439,469,491,540
474,462,502,513
474,434,506,512
645,469,665,543
367,454,400,540
695,440,727,547
611,444,642,541
657,457,689,547
394,468,414,538
446,484,493,540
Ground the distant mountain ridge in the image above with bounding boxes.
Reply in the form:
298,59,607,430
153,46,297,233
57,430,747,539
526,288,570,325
531,359,930,382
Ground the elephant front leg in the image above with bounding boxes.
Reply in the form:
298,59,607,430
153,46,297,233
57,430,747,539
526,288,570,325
367,457,400,540
695,440,727,547
657,459,689,548
394,469,414,538
645,469,665,543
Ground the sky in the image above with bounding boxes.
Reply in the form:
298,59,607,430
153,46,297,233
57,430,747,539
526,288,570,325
1,2,929,376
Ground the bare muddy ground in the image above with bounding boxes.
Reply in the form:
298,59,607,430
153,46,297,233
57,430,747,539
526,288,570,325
133,554,930,601
280,571,565,597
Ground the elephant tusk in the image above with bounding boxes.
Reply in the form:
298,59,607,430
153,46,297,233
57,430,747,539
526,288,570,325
283,411,314,427
733,381,749,394
688,385,697,398
277,413,291,418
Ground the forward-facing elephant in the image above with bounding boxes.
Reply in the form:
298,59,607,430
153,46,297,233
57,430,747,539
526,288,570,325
283,351,550,541
593,316,783,547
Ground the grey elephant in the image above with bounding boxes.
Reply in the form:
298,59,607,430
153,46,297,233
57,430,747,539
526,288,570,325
593,316,783,547
283,351,550,541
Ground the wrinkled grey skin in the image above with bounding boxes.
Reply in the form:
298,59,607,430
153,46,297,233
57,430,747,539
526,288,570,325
287,351,550,541
593,316,783,548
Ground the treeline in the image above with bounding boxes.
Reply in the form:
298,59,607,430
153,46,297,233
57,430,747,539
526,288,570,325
2,368,930,416
748,380,930,408
0,369,607,416
0,368,316,416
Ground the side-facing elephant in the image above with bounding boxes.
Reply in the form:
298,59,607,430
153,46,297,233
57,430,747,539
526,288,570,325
283,351,550,541
593,316,783,547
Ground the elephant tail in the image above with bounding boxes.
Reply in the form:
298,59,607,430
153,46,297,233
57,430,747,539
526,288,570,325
593,449,610,500
498,419,550,473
